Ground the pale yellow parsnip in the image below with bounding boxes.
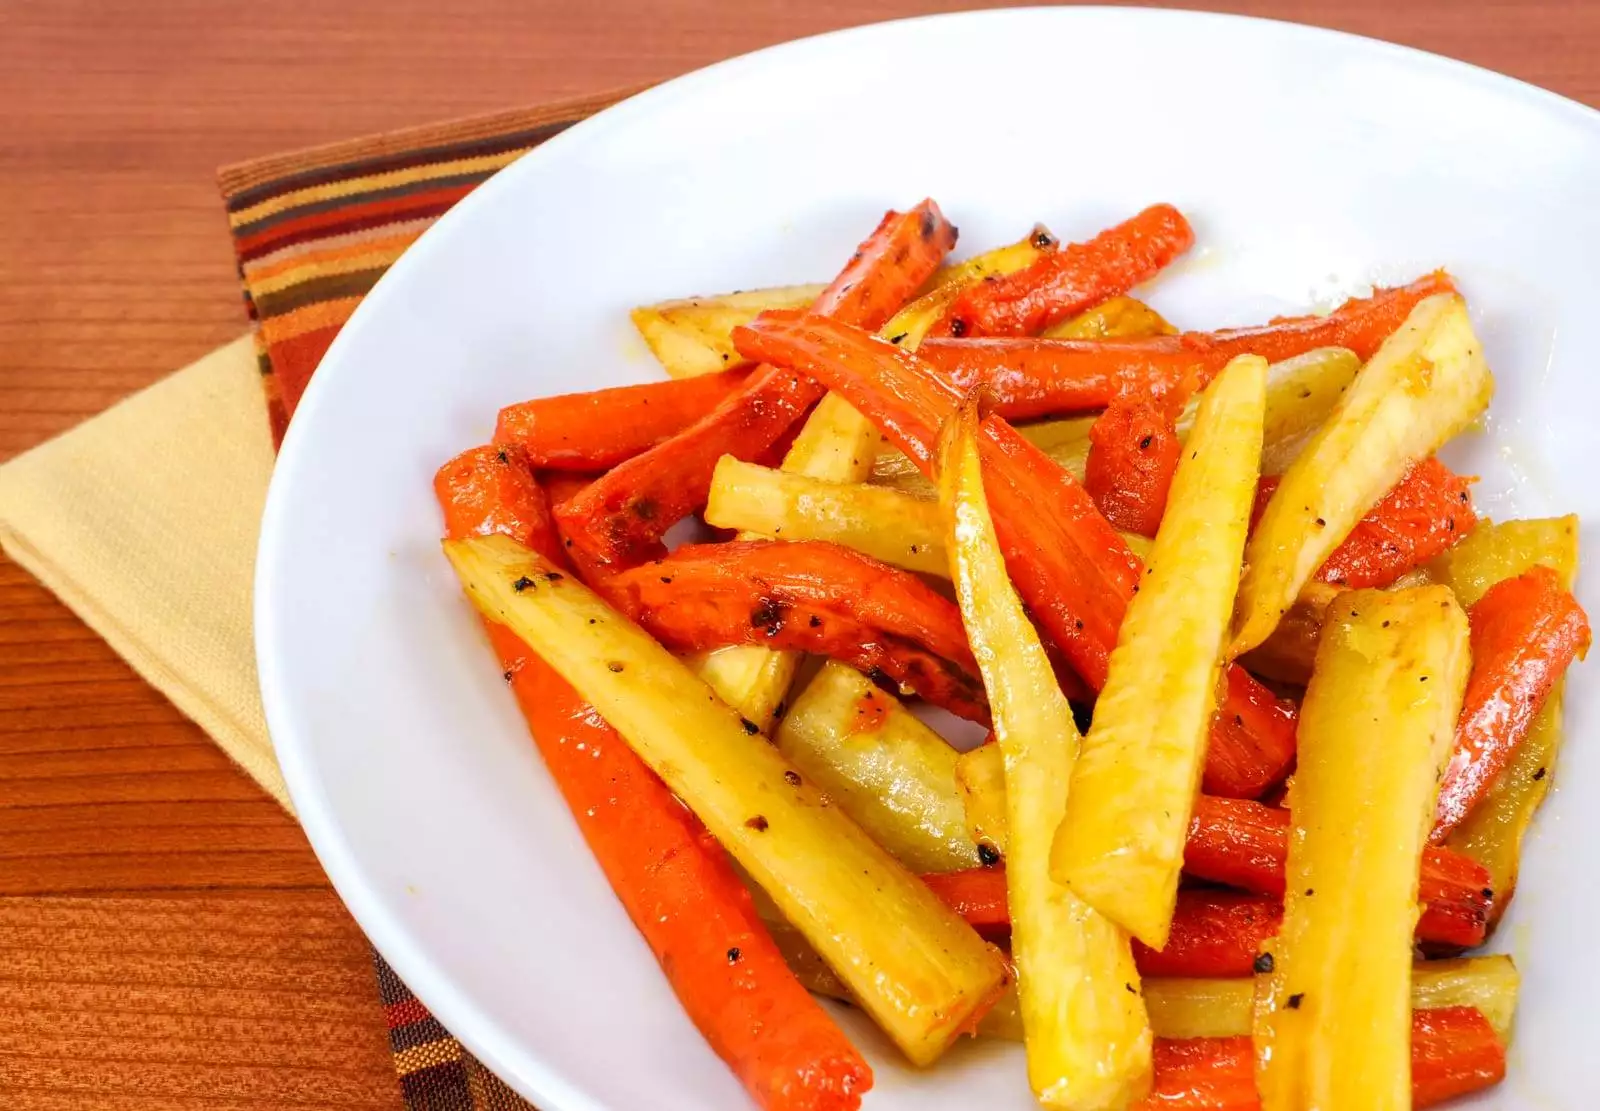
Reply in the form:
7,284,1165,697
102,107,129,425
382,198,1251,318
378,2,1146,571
631,283,825,378
1051,355,1267,949
1231,294,1493,655
940,399,1151,1109
954,742,1009,858
1255,586,1472,1111
442,534,1007,1066
775,661,981,873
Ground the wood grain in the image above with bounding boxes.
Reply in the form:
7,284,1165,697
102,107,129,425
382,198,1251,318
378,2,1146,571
0,1,1595,1107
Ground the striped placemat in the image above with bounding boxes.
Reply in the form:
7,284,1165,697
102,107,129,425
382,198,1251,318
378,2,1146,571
218,86,647,1111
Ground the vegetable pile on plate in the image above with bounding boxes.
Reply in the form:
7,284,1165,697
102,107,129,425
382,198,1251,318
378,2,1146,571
435,200,1589,1110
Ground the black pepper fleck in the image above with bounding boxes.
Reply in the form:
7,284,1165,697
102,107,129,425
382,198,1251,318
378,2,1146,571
977,843,1001,867
1533,767,1548,781
1139,435,1154,450
808,615,822,628
784,770,802,787
740,718,760,735
544,572,564,582
512,576,536,592
1286,993,1304,1010
1482,887,1494,900
1253,953,1275,975
496,449,509,464
949,318,969,338
607,661,625,673
727,947,741,964
889,333,908,345
746,815,769,832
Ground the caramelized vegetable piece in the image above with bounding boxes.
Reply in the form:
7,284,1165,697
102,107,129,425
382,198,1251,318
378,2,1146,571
1432,565,1590,839
736,311,1298,798
1134,891,1280,979
1133,1007,1505,1110
632,284,825,378
776,662,981,873
1044,296,1176,340
433,447,871,1111
1054,356,1265,947
918,275,1452,421
703,228,1044,731
941,395,1152,1109
1434,516,1580,914
606,540,988,723
443,532,1007,1066
1251,457,1477,590
558,200,957,573
494,368,754,471
1232,294,1494,656
1256,587,1472,1111
1184,796,1494,950
935,204,1195,337
1084,394,1186,536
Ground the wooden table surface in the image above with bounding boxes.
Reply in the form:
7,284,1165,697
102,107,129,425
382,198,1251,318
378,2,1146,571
1,1,1596,1106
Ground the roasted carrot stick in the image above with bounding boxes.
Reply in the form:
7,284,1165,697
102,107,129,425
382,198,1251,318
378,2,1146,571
1203,667,1299,800
933,204,1194,338
919,868,1010,934
540,469,595,508
1251,457,1477,589
734,311,1295,798
1432,566,1591,839
606,540,988,722
1183,796,1494,949
917,272,1457,418
1131,1007,1504,1109
1084,393,1185,536
928,834,1485,955
555,201,957,573
1132,891,1280,978
435,446,871,1111
495,368,754,471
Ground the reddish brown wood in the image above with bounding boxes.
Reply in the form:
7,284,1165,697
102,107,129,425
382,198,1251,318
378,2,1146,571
0,1,1594,1106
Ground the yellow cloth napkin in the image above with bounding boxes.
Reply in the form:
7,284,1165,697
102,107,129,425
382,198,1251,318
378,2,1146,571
0,336,292,809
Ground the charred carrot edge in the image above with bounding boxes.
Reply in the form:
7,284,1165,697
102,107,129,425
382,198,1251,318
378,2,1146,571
607,540,989,723
734,312,1295,797
918,272,1457,419
1432,566,1591,839
1133,1007,1504,1109
1084,394,1185,537
495,368,754,471
554,201,957,574
931,802,1487,952
1252,458,1478,590
1184,796,1493,949
435,446,871,1111
934,204,1195,338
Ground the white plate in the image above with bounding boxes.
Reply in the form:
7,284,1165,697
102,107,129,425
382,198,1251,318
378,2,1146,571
257,8,1600,1108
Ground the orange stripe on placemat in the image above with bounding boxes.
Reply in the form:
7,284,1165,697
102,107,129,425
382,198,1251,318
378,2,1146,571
245,230,428,292
235,182,480,260
241,215,438,276
394,1038,464,1076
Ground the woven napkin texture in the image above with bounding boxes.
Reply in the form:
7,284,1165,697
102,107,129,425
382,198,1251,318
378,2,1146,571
0,87,641,1111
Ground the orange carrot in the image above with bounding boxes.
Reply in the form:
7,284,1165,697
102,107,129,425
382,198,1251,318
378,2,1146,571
920,868,1009,934
733,311,1295,798
1432,566,1591,839
435,445,871,1111
607,540,988,722
934,204,1194,338
1132,1007,1504,1109
495,368,754,471
1252,457,1477,589
1133,891,1281,978
1084,393,1184,536
555,201,957,574
1184,796,1494,950
918,272,1457,418
541,469,595,508
930,848,1481,956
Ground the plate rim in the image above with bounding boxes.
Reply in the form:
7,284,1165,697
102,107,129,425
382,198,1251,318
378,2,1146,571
255,8,1600,1109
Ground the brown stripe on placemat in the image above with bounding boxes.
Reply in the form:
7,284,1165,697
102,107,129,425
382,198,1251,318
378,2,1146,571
223,87,651,1108
219,85,643,443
